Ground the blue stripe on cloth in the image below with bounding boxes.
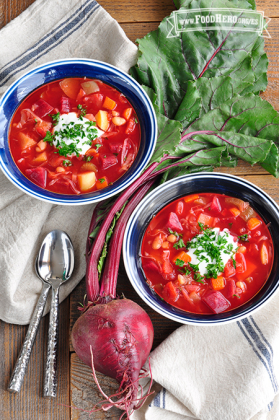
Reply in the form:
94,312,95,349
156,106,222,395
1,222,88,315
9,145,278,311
163,387,166,409
0,0,99,87
250,316,274,357
242,318,278,392
152,390,161,407
237,320,277,393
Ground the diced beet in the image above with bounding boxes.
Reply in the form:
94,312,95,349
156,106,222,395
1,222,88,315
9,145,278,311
211,196,222,213
143,260,161,273
109,142,123,154
99,153,118,169
60,96,71,113
31,99,53,118
202,290,231,314
165,212,183,232
225,279,236,299
25,167,47,188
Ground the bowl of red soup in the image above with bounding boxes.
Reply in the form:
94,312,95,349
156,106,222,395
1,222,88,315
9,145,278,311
123,173,279,325
0,59,157,204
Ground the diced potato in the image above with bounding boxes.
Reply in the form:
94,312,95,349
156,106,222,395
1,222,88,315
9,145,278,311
19,133,37,150
59,78,81,99
112,117,126,126
77,172,96,192
95,110,109,131
80,162,98,172
112,111,120,117
103,96,116,110
35,140,47,152
32,152,48,165
81,80,100,94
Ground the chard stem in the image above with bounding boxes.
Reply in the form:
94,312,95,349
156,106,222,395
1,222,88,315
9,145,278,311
99,179,156,300
86,162,158,302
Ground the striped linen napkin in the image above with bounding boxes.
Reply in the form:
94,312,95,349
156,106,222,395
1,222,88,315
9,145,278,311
0,0,137,325
132,296,279,420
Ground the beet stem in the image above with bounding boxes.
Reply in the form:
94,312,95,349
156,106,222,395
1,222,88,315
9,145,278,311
99,178,157,299
86,162,159,302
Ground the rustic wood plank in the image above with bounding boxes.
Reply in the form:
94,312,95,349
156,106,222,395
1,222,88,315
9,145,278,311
70,353,123,419
0,298,71,420
0,0,36,29
256,1,279,17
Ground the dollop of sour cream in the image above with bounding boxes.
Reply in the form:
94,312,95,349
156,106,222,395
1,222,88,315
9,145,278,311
53,112,104,157
187,227,238,276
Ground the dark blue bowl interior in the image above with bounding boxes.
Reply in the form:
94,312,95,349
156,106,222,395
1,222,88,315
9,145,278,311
125,173,279,324
0,59,156,204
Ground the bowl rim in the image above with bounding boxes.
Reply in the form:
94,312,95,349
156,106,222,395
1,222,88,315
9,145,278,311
123,171,279,325
0,58,157,205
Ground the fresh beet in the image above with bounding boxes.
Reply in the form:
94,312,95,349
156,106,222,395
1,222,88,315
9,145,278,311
25,167,47,188
202,290,231,314
165,212,183,232
31,98,53,118
72,299,154,395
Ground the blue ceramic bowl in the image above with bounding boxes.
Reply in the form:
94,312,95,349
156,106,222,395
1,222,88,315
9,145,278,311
123,172,279,325
0,59,157,205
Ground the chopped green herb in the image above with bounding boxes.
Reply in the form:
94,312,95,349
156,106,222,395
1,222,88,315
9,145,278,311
175,259,185,267
62,159,72,167
178,267,191,275
95,144,102,150
168,228,182,238
194,273,205,284
99,178,105,184
49,112,60,125
228,222,233,228
233,294,241,299
43,131,55,145
34,118,38,123
208,207,211,211
83,155,93,162
173,238,186,250
135,117,138,123
232,257,236,269
238,234,249,242
77,104,87,118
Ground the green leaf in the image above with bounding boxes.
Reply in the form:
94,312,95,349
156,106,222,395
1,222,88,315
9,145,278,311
131,0,261,119
160,165,214,184
194,132,274,167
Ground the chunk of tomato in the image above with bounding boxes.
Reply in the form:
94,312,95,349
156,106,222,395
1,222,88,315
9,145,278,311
224,259,236,278
162,282,179,302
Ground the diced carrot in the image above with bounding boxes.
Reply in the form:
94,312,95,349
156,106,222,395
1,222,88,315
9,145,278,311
162,282,179,301
197,213,213,227
260,243,269,265
229,207,241,217
59,78,81,99
184,194,199,203
103,96,116,110
18,133,37,150
211,276,225,291
123,108,133,120
96,176,109,190
95,110,109,131
247,217,262,231
173,251,191,264
77,172,96,192
32,151,48,165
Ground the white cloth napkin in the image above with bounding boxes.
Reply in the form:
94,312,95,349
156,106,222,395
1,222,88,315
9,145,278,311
0,0,137,325
132,293,279,420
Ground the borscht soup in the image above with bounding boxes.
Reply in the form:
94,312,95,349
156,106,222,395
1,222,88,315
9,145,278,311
9,78,141,195
141,193,273,315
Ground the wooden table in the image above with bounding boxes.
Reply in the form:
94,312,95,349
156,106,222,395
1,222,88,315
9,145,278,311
0,0,278,418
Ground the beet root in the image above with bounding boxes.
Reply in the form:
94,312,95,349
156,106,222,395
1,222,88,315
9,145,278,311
71,298,154,414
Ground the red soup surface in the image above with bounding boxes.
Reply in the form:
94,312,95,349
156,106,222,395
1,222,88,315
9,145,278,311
9,78,141,194
141,193,273,315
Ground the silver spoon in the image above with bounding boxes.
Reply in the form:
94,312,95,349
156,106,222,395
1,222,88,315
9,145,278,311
8,230,74,397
